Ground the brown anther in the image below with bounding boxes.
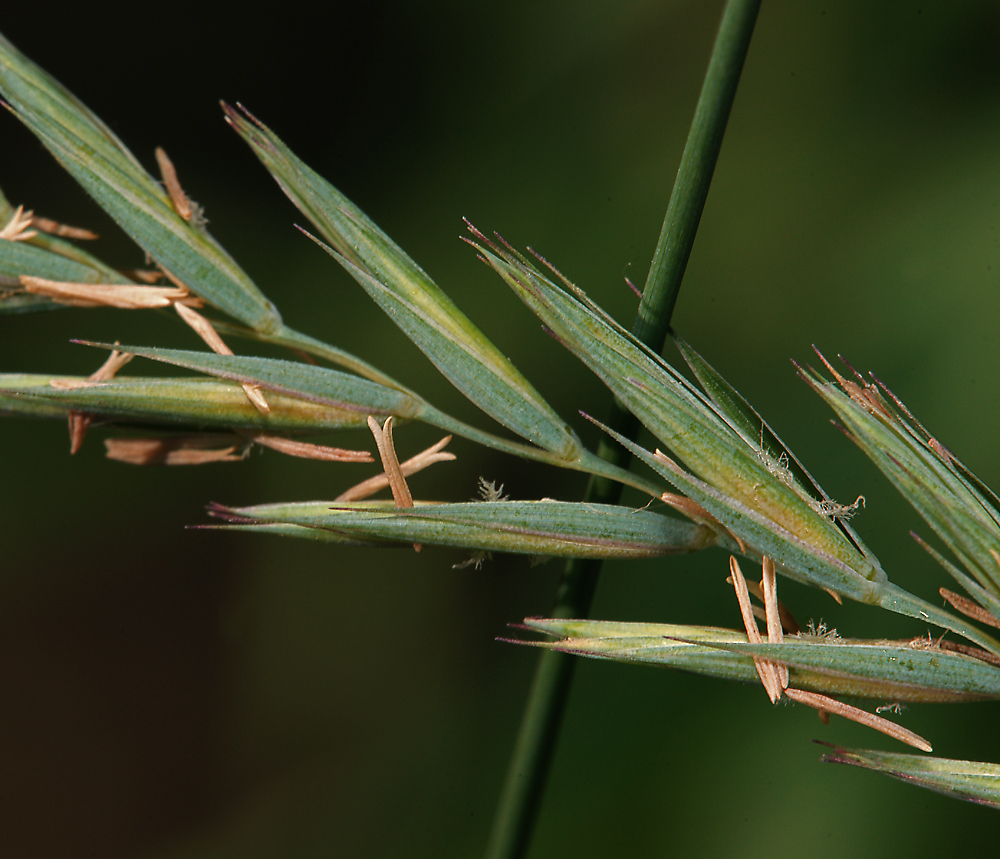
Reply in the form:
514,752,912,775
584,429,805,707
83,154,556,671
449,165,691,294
729,556,783,703
725,575,801,635
761,557,789,690
337,435,455,502
20,276,203,310
783,688,932,752
62,346,134,454
655,464,746,552
251,434,373,463
155,147,193,221
90,348,135,382
366,415,420,551
173,301,270,414
126,269,167,284
68,413,92,455
939,588,1000,629
660,492,718,527
729,553,934,752
49,378,104,391
0,205,37,241
30,263,262,422
932,639,1000,669
29,215,98,240
173,300,232,352
105,435,246,465
366,416,413,509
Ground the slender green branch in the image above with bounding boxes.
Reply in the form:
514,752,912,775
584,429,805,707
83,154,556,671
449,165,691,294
217,320,664,496
484,3,761,858
422,409,663,497
635,0,762,349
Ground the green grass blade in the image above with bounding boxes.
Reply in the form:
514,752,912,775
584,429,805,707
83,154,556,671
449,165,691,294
519,619,999,701
0,373,371,432
76,342,659,492
80,342,425,418
0,33,281,332
0,182,133,298
210,500,717,559
699,638,1000,699
0,374,71,418
199,521,391,547
211,319,415,392
912,534,1000,620
803,362,1000,602
0,231,133,313
472,236,874,578
821,746,1000,809
224,103,581,458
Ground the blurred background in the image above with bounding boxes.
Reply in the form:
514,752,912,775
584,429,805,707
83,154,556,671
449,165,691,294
2,1,1000,856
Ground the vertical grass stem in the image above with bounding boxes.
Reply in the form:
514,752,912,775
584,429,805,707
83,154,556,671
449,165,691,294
484,3,762,857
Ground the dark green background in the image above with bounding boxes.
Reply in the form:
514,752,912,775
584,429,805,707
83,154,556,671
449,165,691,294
2,2,1000,856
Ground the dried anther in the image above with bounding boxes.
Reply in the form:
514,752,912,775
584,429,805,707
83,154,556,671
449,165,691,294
54,347,135,454
661,491,719,528
728,554,933,752
105,434,247,465
50,347,134,390
366,416,414,509
784,689,932,752
126,269,168,284
366,415,422,551
939,588,1000,630
729,556,783,703
251,434,372,463
726,573,801,634
155,147,193,221
20,275,204,309
336,435,454,502
173,300,269,414
760,557,789,690
0,205,37,241
29,215,98,240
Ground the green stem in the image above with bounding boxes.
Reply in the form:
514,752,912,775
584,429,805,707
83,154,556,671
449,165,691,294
635,0,762,349
877,583,1000,657
484,3,761,857
419,405,663,498
217,320,664,495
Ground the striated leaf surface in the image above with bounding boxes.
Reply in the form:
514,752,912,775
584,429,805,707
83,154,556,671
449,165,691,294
520,618,1000,701
209,499,718,559
0,373,370,431
821,745,1000,809
803,358,1000,607
469,230,878,580
80,342,425,419
225,104,581,458
0,34,281,331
